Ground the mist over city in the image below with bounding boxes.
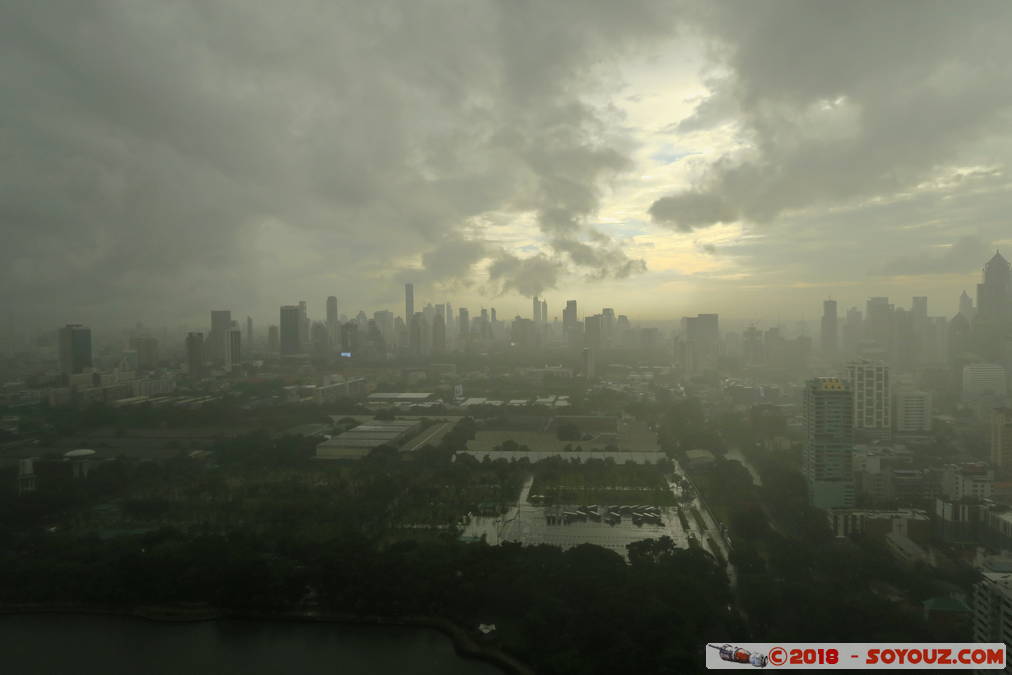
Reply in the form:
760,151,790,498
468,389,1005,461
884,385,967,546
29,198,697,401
2,2,1011,674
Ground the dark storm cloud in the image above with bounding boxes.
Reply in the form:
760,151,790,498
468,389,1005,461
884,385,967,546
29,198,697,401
651,0,1012,231
1,0,673,326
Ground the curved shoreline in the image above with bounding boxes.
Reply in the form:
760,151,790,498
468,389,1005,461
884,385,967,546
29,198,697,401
0,603,533,675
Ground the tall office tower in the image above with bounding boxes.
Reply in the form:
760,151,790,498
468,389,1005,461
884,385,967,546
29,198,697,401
846,359,891,438
458,308,470,342
974,251,1012,360
432,313,446,354
129,335,158,370
209,310,231,362
326,296,339,346
58,324,92,375
864,297,893,354
912,296,927,321
245,316,253,350
584,314,603,350
297,301,309,351
405,283,414,322
409,313,425,356
541,300,547,324
280,305,301,355
990,408,1012,476
894,387,932,434
820,299,838,358
958,289,976,320
532,296,541,322
563,300,578,332
267,325,279,353
973,569,1012,647
490,307,497,323
803,377,855,509
225,328,242,371
185,332,205,378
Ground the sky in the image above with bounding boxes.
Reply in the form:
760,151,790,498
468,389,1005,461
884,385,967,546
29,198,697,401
4,0,1012,332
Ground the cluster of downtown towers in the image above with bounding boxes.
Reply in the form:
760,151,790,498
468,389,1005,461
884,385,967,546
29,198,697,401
805,251,1012,509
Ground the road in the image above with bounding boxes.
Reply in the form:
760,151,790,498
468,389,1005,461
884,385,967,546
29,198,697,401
670,458,737,588
400,422,452,453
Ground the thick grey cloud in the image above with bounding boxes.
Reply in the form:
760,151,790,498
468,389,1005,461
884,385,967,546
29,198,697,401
487,252,564,298
876,235,993,277
651,0,1012,231
1,0,673,329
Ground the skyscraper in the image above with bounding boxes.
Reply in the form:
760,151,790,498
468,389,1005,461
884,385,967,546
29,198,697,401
459,308,470,342
245,316,253,350
326,296,339,347
58,324,92,375
225,328,242,371
297,301,309,352
532,295,541,323
847,359,891,438
267,325,279,353
820,299,838,358
405,283,414,322
185,332,205,378
563,300,578,330
974,251,1012,360
541,299,548,324
280,305,301,355
803,377,855,509
209,310,231,363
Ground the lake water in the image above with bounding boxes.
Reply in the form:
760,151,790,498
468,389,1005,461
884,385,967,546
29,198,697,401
0,614,503,675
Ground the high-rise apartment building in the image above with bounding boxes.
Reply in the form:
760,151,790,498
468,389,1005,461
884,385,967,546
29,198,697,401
280,305,301,355
973,569,1012,648
847,359,891,438
991,408,1012,476
58,324,92,376
405,283,414,322
803,377,855,509
894,388,932,434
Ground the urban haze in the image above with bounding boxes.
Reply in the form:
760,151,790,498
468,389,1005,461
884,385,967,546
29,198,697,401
2,1,1011,673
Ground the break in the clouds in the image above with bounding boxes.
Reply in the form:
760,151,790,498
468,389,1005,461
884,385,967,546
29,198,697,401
649,0,1012,233
2,0,672,326
5,0,1012,329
